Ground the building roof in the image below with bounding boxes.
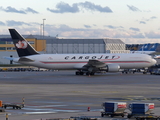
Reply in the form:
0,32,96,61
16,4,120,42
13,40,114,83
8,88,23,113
104,38,124,44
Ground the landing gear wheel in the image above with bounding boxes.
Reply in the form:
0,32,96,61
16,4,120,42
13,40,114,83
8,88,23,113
110,114,114,117
101,113,104,117
80,72,84,75
143,72,147,74
75,71,80,75
86,72,90,76
127,114,132,118
90,72,95,75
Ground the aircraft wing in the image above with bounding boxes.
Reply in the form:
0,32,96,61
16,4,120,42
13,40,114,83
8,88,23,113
84,59,106,67
79,59,120,74
3,56,14,61
3,56,20,63
82,59,106,71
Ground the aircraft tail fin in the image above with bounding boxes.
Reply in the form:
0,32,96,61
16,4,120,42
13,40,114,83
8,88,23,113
138,43,150,51
9,29,39,57
149,43,159,51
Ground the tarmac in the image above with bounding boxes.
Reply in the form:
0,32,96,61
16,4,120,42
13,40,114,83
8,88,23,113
0,70,160,120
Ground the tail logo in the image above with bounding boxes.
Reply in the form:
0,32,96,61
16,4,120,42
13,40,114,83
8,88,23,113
16,40,28,49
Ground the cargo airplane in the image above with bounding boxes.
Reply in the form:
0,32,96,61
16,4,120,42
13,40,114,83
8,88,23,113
4,29,157,75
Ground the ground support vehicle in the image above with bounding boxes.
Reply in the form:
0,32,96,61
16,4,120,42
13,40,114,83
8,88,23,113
1,97,25,109
128,103,155,119
101,102,127,118
2,103,24,109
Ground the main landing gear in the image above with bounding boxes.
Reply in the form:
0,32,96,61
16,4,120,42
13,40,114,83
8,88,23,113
75,71,95,76
75,71,84,75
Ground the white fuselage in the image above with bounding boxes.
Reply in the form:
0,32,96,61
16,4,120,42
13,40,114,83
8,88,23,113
130,51,155,54
16,53,157,70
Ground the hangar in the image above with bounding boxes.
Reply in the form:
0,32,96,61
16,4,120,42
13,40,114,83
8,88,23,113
46,38,129,54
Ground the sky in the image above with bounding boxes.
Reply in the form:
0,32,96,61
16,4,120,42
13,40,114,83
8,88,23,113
0,0,160,44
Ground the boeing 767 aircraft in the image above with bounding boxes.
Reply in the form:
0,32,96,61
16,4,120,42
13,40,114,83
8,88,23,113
5,29,157,75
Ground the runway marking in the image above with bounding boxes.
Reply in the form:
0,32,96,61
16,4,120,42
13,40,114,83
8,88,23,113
100,91,118,93
127,96,144,97
71,91,89,93
70,91,119,94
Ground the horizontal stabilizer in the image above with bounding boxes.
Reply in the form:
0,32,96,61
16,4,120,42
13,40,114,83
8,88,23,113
3,56,14,61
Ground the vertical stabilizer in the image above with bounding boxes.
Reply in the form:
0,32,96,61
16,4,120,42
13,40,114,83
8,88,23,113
138,43,150,51
9,29,39,57
149,43,159,51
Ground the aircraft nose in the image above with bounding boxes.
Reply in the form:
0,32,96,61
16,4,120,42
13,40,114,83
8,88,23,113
152,58,157,65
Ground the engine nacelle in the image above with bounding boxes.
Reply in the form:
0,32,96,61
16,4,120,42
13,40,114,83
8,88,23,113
107,64,120,72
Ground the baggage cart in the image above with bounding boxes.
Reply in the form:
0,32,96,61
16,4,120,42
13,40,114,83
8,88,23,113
127,102,155,119
101,102,127,117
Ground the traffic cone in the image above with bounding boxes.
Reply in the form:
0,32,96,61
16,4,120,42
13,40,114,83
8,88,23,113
87,107,90,111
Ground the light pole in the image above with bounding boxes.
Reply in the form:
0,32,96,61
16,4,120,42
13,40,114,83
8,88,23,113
40,24,43,37
42,19,46,52
43,18,46,40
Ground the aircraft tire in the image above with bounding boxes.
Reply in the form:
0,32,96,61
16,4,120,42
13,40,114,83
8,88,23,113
80,72,84,75
90,72,95,75
86,72,90,75
143,72,147,74
75,71,80,75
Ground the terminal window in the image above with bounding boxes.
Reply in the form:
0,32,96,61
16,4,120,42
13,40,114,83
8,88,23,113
0,47,6,50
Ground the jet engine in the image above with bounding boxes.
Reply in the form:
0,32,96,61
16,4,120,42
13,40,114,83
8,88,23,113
107,64,120,72
100,64,120,72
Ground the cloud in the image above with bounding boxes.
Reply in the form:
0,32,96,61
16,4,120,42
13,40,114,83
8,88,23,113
145,31,160,38
78,1,112,13
143,16,157,21
84,25,91,28
0,6,26,14
0,21,5,26
130,33,145,38
42,24,146,39
3,23,159,43
1,23,160,44
0,6,39,14
47,2,79,13
47,1,112,13
25,7,39,14
129,27,140,32
104,25,123,29
6,20,30,26
150,16,157,19
138,16,158,24
139,21,146,24
127,5,141,12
